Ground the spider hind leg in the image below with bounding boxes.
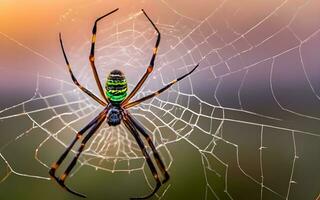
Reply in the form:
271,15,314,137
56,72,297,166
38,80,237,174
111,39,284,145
49,109,107,198
127,113,170,184
123,117,162,199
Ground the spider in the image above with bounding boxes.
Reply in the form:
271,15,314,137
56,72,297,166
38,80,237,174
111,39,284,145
49,8,199,199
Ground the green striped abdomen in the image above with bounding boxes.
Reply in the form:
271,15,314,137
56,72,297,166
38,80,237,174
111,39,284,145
105,70,127,103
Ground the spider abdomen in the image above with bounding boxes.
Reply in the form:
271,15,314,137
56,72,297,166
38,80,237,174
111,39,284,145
105,69,127,103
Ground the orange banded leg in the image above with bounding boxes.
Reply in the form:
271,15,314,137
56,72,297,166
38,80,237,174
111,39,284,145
49,110,103,177
124,63,199,109
89,8,119,104
54,114,106,198
127,113,169,184
123,117,161,200
121,9,161,106
59,33,107,106
49,109,107,198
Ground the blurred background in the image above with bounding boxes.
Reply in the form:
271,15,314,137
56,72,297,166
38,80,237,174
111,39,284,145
0,0,320,199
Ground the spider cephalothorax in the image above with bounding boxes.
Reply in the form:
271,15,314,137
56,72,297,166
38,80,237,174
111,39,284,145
50,8,199,200
106,106,122,126
105,69,128,103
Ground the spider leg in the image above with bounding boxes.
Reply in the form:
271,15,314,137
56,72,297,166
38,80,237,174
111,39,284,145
89,8,119,104
121,9,161,106
127,113,169,184
49,109,103,176
50,110,107,198
124,63,199,109
123,116,161,200
59,33,107,106
58,115,105,198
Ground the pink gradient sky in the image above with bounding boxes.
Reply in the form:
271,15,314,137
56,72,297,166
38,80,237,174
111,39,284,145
1,0,320,112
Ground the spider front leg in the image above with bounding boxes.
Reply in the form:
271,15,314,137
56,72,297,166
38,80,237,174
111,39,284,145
59,33,107,107
89,8,119,104
121,9,161,106
127,113,169,184
123,117,161,200
50,110,106,198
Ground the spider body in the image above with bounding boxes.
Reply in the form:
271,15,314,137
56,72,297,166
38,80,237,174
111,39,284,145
50,8,199,200
105,70,127,126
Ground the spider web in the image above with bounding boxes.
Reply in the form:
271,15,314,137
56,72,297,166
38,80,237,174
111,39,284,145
1,0,320,199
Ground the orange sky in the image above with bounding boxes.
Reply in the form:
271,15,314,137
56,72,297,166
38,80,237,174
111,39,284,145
1,0,320,77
